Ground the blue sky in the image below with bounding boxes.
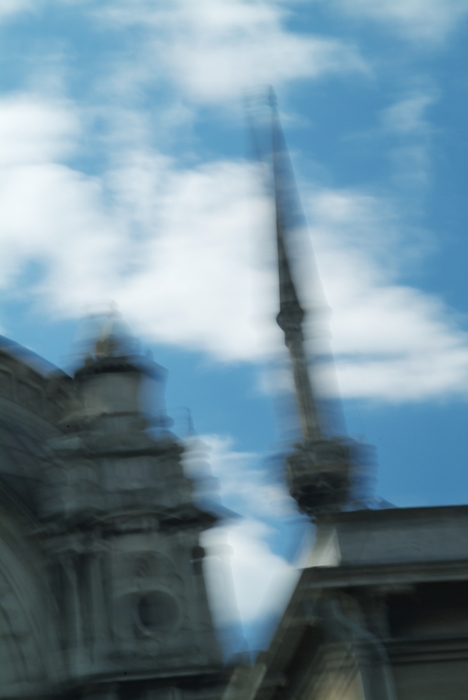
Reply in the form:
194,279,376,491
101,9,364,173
1,0,468,652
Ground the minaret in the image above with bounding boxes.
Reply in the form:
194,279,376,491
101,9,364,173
269,92,353,516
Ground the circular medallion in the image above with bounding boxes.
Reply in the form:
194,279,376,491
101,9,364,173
136,590,180,635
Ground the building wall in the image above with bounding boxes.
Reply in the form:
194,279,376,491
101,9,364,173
0,495,60,698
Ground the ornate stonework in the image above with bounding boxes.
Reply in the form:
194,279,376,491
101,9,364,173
0,334,226,700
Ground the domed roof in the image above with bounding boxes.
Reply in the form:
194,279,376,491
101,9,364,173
0,337,66,514
0,412,52,478
0,412,54,514
0,335,60,377
0,336,70,424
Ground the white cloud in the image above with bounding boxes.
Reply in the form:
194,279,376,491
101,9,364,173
0,0,33,21
0,159,127,294
0,93,78,166
333,0,468,42
202,518,301,625
182,436,309,631
0,97,277,359
96,0,368,103
381,91,436,135
306,188,468,401
183,434,299,518
102,155,278,361
379,90,437,190
3,93,468,403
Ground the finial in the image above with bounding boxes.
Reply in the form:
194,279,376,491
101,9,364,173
94,303,119,359
89,304,139,359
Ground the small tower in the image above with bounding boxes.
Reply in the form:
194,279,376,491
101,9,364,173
270,93,354,516
39,315,224,699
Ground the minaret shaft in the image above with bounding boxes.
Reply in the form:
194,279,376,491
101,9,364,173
272,106,321,442
268,90,353,515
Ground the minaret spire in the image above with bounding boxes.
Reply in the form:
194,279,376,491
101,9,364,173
270,89,321,443
267,89,353,516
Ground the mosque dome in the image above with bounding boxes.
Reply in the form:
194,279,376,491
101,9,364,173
0,336,69,514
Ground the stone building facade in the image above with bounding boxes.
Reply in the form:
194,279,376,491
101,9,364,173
226,507,468,700
0,333,225,700
3,312,468,700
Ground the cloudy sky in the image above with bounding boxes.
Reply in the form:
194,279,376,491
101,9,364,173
1,0,468,652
